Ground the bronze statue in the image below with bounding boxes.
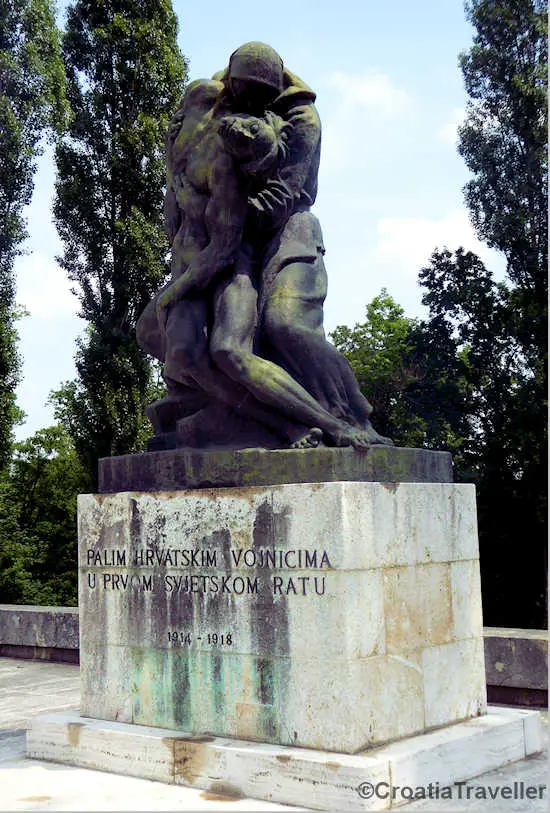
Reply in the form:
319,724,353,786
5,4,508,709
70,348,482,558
137,42,392,451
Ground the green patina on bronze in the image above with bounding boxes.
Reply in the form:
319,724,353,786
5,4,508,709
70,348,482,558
136,42,393,454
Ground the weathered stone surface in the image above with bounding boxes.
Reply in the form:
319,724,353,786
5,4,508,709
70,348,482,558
450,560,484,640
0,659,80,731
78,481,485,753
376,706,542,793
0,605,79,650
98,445,453,492
422,637,487,729
484,628,548,690
26,707,543,811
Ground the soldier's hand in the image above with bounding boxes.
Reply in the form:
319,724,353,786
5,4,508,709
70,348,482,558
248,179,293,231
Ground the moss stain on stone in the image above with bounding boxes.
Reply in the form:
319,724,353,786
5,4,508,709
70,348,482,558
381,481,400,493
171,651,191,728
257,658,275,706
66,721,85,747
174,741,211,784
200,783,244,802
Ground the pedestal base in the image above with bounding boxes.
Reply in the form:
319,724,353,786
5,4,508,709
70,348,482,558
27,707,542,811
78,481,486,753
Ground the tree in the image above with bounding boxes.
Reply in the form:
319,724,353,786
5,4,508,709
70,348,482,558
412,0,548,628
0,0,67,467
459,0,547,380
331,290,424,445
331,288,473,456
417,248,514,465
417,244,547,627
459,0,547,628
0,425,89,605
53,0,187,483
334,2,547,626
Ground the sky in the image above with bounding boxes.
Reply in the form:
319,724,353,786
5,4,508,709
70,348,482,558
13,0,506,440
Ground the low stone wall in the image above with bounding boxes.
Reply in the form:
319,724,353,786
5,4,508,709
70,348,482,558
484,627,547,708
0,605,546,707
0,604,79,664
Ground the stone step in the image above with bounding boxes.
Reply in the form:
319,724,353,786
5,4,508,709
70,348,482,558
27,707,542,811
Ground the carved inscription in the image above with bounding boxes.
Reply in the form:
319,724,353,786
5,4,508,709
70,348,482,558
167,632,233,647
84,546,332,597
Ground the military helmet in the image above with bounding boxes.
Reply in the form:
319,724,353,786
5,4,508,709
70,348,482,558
228,42,284,94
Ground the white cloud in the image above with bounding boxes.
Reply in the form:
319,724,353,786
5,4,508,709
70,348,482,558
328,71,413,117
437,107,465,145
319,71,413,181
322,208,506,332
16,251,79,319
368,209,505,279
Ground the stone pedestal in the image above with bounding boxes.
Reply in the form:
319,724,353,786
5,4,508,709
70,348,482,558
28,448,543,808
77,477,486,754
98,444,453,492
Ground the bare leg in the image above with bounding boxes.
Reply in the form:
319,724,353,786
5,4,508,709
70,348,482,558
162,295,317,446
209,268,364,446
263,319,390,442
261,259,393,447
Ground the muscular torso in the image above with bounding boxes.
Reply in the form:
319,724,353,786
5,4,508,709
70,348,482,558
167,84,281,288
168,106,242,280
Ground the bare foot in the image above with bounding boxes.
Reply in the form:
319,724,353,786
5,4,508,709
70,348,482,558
331,425,372,450
289,427,323,449
330,421,393,450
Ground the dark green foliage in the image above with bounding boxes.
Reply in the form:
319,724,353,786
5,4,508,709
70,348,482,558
417,245,547,628
53,0,187,483
459,1,547,288
331,291,426,447
0,304,24,469
330,288,472,458
455,0,547,627
0,425,90,605
459,0,547,385
0,0,67,467
417,248,514,462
